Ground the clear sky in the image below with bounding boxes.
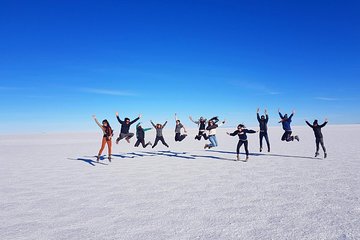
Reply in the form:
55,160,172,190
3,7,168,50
0,0,359,133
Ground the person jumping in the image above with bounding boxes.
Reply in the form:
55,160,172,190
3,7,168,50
115,112,141,144
257,108,270,152
278,109,299,142
151,120,169,148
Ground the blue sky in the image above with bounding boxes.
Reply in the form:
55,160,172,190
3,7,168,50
0,0,359,133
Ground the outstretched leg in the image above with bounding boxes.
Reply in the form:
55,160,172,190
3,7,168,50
152,137,160,148
159,137,169,147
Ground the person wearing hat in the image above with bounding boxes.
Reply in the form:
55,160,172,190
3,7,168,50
115,112,141,144
305,118,328,158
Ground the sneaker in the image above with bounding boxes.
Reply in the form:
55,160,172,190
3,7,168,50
324,152,327,158
108,157,112,162
268,149,270,152
116,139,120,144
315,152,319,157
96,156,100,162
259,148,262,152
294,135,300,141
236,154,240,161
204,144,208,149
244,156,249,162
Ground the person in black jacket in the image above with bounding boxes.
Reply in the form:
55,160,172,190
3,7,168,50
134,123,152,148
305,118,328,158
189,116,219,140
227,124,257,162
257,108,270,152
115,112,141,144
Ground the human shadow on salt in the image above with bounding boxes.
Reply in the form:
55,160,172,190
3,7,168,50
189,154,236,162
140,151,196,160
68,157,108,166
127,152,154,157
111,154,135,159
207,150,317,160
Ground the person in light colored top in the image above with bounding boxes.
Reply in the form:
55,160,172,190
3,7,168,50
92,115,113,162
204,118,225,149
174,113,187,142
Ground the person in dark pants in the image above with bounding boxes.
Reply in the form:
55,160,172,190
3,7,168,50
151,120,169,148
278,109,299,142
189,116,219,140
174,113,187,142
227,124,257,162
257,108,270,152
134,122,152,148
115,112,141,144
305,118,328,158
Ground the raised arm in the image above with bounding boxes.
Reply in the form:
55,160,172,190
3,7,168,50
116,112,124,124
319,119,328,128
150,120,156,128
93,115,105,132
209,116,219,123
130,116,140,125
278,109,284,119
163,121,168,128
305,120,313,128
265,109,269,122
288,113,294,120
189,116,198,124
257,112,261,122
143,128,152,132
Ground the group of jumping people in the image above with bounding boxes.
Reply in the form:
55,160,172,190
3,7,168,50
92,108,328,162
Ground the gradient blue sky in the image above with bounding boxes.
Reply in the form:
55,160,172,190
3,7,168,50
0,0,359,133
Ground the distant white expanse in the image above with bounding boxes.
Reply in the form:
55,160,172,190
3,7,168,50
1,125,359,240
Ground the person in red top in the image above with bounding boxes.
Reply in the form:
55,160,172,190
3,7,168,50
93,115,113,162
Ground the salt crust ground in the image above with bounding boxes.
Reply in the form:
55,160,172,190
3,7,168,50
1,125,359,240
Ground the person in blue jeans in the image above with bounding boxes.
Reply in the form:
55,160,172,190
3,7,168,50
204,118,225,149
278,109,299,142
